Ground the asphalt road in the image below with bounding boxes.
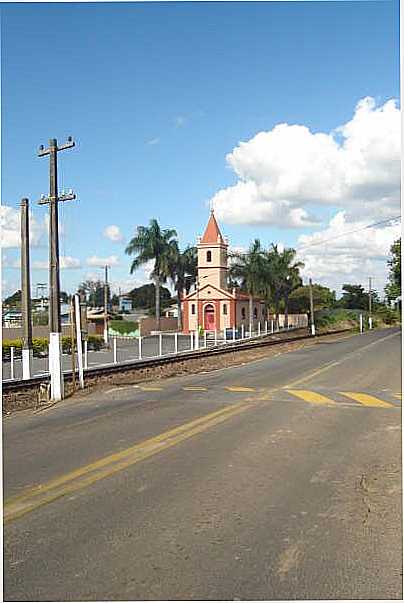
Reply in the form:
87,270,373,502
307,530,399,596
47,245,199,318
3,327,402,600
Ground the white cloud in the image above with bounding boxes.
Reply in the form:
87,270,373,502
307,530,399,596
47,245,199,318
147,138,160,146
86,255,120,268
296,212,401,294
31,256,81,270
210,97,400,227
60,256,81,269
0,205,46,248
103,224,124,243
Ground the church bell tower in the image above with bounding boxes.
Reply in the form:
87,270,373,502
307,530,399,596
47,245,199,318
197,210,228,291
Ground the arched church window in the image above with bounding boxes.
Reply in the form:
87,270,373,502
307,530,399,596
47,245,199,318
206,250,212,262
223,304,227,315
254,307,258,319
191,304,196,315
241,308,246,319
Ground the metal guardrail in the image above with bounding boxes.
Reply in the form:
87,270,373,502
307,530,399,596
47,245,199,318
2,327,353,393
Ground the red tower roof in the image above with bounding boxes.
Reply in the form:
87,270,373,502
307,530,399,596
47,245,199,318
201,211,224,244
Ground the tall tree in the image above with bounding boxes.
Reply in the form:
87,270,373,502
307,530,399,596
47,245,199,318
339,284,379,310
265,245,304,327
79,280,108,307
385,238,401,303
230,239,267,331
289,284,336,314
168,243,197,330
125,219,177,330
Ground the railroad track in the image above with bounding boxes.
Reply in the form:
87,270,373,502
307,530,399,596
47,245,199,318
3,328,353,393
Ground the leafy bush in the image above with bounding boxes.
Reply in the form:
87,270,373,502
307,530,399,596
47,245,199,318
2,334,104,359
109,320,139,335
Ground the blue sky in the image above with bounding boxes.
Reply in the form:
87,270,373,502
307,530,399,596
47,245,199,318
1,0,400,297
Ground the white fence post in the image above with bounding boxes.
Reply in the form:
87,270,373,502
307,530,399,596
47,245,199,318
233,326,236,341
113,337,117,364
223,328,227,343
10,346,15,380
159,333,163,356
174,332,178,354
369,316,373,330
258,322,261,336
190,331,194,351
265,320,268,334
241,324,245,339
195,329,199,350
84,340,88,369
138,336,142,360
359,313,363,333
74,294,84,389
271,320,274,334
214,329,218,346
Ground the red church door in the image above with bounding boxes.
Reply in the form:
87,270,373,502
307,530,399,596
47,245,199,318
204,304,216,331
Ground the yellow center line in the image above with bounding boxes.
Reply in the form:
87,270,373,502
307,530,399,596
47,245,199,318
339,392,394,408
4,402,251,523
225,386,256,393
182,386,208,391
284,331,399,388
139,386,164,391
286,390,337,406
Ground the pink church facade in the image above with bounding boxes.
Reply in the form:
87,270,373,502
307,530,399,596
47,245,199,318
181,212,266,334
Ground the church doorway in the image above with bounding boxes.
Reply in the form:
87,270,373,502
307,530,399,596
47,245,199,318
204,304,216,331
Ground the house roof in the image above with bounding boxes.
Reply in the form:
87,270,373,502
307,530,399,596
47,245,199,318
200,210,225,244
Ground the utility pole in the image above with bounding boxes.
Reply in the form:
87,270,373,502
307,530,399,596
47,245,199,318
309,278,316,336
368,276,373,329
104,265,109,345
37,137,76,401
20,198,33,379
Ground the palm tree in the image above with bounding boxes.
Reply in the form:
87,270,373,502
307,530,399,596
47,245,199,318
168,243,197,331
230,239,267,332
125,219,177,330
266,245,304,328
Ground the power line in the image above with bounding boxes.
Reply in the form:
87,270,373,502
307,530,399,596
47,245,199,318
296,215,401,253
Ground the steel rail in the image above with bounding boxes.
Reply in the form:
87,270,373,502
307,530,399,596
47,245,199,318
3,328,353,393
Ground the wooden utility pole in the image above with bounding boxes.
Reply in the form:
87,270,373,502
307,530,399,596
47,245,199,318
20,198,33,379
37,137,76,401
309,278,316,336
104,265,109,345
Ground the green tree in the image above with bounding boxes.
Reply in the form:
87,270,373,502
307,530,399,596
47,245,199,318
265,245,304,327
230,239,267,330
289,284,336,314
339,284,379,310
167,243,197,331
385,238,401,303
127,283,172,311
125,219,177,330
79,280,109,307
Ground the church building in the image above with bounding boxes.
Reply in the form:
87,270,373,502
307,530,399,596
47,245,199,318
181,211,266,334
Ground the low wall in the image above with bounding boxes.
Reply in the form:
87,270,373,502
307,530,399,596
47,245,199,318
3,323,97,340
140,317,179,335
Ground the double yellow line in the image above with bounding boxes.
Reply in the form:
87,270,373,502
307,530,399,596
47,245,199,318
4,402,251,524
